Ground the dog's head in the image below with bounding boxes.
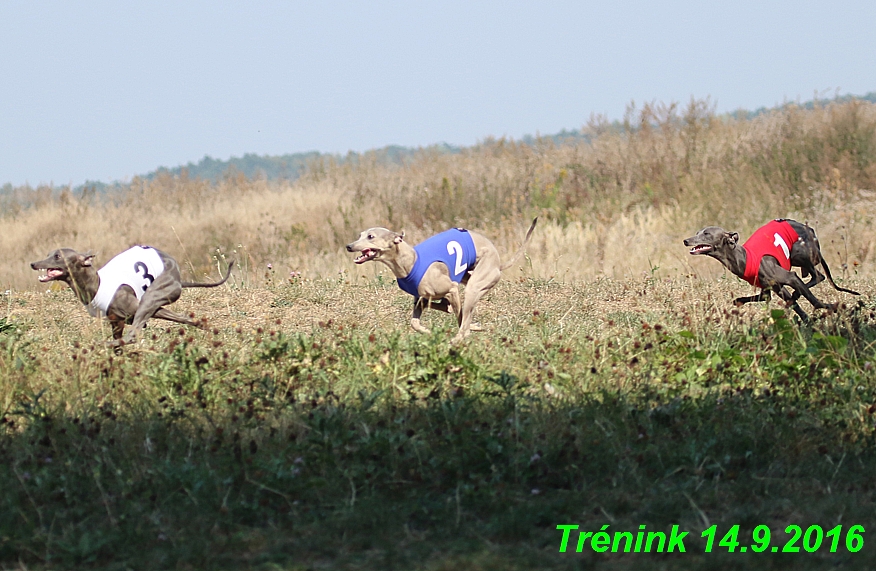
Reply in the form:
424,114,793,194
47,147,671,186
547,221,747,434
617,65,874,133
30,248,95,283
683,226,739,256
346,228,404,264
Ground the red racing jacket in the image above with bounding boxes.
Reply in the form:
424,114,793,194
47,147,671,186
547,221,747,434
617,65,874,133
741,219,799,288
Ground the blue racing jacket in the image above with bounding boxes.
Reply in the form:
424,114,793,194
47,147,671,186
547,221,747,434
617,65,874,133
397,228,477,298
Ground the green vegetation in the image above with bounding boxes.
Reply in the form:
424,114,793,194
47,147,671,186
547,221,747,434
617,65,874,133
1,278,875,569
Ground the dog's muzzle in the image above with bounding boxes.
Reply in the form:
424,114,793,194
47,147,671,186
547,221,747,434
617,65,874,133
352,248,378,264
687,244,713,255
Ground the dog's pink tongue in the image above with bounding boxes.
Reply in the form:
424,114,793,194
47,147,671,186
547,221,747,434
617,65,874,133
354,249,372,264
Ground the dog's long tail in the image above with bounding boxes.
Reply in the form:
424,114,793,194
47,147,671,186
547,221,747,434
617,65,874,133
499,218,538,271
181,260,236,288
820,255,860,296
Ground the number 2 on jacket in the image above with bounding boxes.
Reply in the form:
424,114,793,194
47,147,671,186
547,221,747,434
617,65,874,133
446,241,468,275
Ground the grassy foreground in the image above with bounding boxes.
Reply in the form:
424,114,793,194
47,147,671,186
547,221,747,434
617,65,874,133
1,275,875,570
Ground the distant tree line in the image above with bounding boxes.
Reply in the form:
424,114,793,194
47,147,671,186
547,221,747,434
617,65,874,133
4,92,874,196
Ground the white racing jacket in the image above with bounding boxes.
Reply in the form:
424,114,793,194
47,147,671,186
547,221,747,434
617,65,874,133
88,246,165,316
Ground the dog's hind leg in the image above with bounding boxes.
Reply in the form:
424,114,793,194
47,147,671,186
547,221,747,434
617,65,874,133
152,307,203,327
122,273,184,344
759,258,837,315
774,285,811,323
453,264,500,344
796,259,826,292
784,272,838,313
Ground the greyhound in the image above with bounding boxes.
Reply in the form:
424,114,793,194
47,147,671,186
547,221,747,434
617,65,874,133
31,246,234,346
683,219,859,321
346,218,537,343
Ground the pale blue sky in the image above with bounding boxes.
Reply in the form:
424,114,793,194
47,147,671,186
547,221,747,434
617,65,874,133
2,1,874,187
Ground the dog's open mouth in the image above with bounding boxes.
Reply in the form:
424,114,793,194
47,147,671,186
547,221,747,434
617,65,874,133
353,249,378,264
38,268,66,282
689,244,712,255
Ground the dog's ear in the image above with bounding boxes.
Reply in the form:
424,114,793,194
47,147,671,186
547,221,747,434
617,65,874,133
80,253,95,267
394,231,405,245
725,232,739,246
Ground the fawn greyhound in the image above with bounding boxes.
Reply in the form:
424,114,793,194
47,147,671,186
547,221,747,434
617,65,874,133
347,218,537,343
32,246,233,347
683,219,859,321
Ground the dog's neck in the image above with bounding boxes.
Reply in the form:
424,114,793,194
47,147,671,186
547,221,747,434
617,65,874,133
66,268,100,306
710,244,747,278
376,242,418,278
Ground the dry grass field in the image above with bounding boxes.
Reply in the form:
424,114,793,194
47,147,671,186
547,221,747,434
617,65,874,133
2,98,876,569
3,98,876,290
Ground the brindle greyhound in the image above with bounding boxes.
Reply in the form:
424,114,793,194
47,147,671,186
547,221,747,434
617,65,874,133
347,219,537,343
31,247,233,347
683,219,859,321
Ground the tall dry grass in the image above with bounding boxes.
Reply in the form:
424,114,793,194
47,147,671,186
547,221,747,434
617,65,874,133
3,98,876,291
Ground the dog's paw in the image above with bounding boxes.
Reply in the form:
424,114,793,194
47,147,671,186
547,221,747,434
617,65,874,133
410,321,431,334
450,329,473,345
106,338,127,354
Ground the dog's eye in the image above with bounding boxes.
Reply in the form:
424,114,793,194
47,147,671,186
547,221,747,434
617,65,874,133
367,234,374,240
54,253,60,260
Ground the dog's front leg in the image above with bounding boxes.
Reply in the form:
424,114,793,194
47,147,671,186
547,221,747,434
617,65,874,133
410,297,431,334
445,282,485,332
734,290,770,307
107,317,127,353
446,283,462,325
109,317,125,340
